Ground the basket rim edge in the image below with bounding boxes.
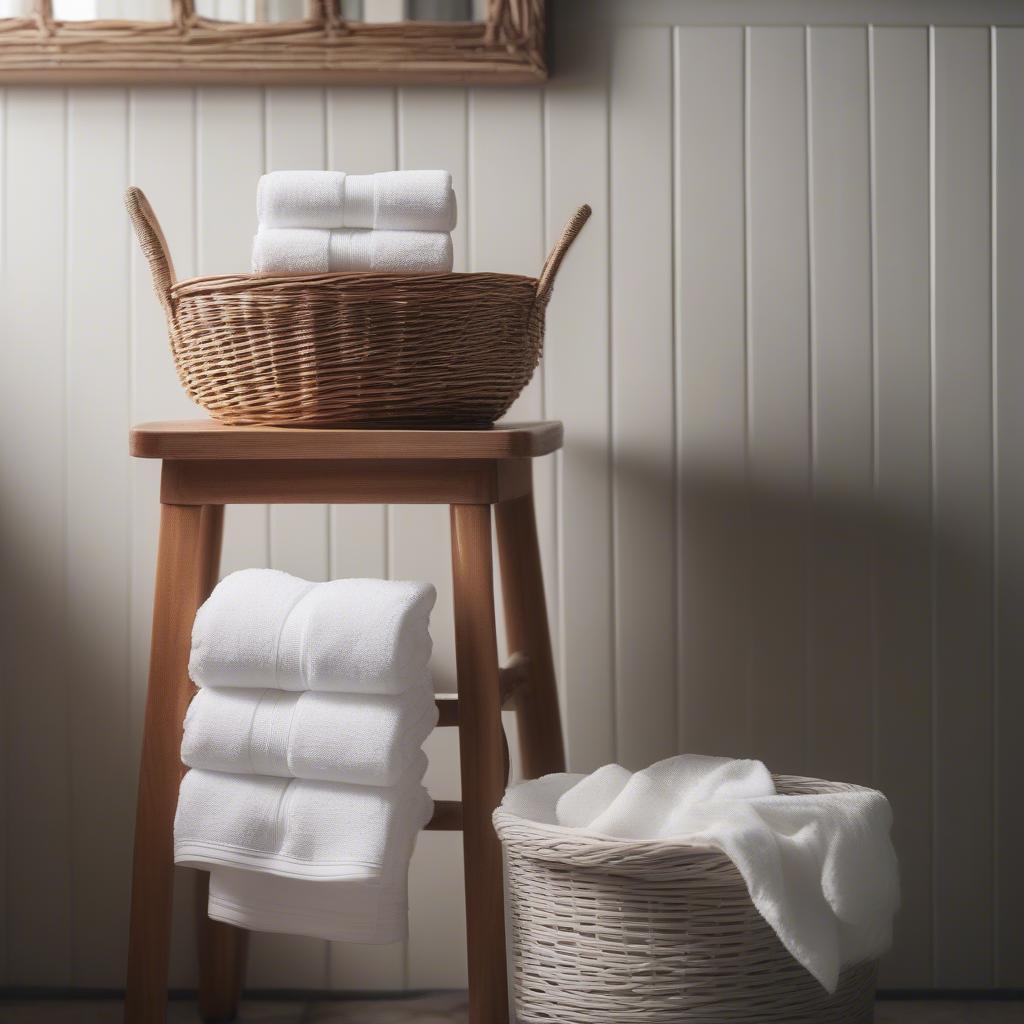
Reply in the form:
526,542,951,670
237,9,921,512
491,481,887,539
493,772,882,853
170,267,541,295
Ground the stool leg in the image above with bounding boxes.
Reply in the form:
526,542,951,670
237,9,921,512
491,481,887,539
495,489,567,778
196,871,249,1022
193,506,249,1023
125,502,206,1024
450,504,509,1024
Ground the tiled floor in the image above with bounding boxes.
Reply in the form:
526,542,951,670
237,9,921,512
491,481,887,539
0,994,1021,1023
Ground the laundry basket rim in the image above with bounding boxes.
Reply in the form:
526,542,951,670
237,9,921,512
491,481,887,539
493,772,880,858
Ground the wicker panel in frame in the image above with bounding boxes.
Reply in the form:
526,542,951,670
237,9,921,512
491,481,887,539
493,775,879,1024
0,0,545,84
125,186,591,427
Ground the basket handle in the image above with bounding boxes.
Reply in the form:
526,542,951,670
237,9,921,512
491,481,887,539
124,186,177,315
536,203,592,302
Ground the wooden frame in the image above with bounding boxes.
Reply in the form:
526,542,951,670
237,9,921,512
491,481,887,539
0,0,545,84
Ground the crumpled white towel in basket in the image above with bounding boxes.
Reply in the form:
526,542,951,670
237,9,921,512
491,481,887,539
181,685,438,788
189,570,436,694
502,754,900,995
257,169,457,233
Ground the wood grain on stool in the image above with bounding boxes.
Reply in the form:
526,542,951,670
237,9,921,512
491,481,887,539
125,503,206,1024
450,504,510,1024
125,419,565,1024
496,492,566,778
194,505,250,1023
130,419,563,462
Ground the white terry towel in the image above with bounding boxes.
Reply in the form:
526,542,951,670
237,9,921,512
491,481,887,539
205,789,422,944
189,570,435,694
251,227,453,275
175,756,432,881
181,685,438,788
257,169,457,233
501,755,900,995
206,865,412,945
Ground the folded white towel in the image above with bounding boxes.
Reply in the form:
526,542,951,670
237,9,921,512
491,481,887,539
182,686,438,788
257,169,457,233
502,755,900,994
189,570,436,694
175,757,432,881
251,227,453,275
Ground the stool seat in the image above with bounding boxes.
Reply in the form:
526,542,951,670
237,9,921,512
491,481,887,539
130,418,563,461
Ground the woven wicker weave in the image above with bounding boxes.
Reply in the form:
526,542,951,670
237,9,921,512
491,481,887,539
493,774,878,1024
125,186,590,427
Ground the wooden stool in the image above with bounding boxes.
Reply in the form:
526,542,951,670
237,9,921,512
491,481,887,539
124,418,566,1024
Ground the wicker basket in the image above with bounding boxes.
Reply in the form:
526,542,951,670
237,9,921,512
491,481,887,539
125,186,590,428
493,774,879,1024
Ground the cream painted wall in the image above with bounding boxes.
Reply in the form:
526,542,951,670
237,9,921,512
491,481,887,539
1,0,1023,995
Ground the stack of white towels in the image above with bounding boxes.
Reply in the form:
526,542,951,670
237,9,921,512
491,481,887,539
174,569,438,943
252,169,456,275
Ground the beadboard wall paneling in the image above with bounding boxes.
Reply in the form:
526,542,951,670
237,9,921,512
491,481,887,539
932,26,996,987
2,2,1023,994
674,25,751,761
806,26,875,792
610,26,678,769
66,86,132,988
745,25,812,776
2,87,71,988
543,13,614,773
871,26,933,988
995,27,1024,987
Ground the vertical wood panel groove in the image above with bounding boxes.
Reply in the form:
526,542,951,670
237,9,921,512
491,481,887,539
607,61,618,767
865,24,878,802
743,24,755,751
804,24,816,776
989,23,1000,980
672,25,682,755
994,25,1024,983
1,82,6,988
928,24,939,985
668,26,680,759
872,26,933,986
932,26,995,985
868,24,884,790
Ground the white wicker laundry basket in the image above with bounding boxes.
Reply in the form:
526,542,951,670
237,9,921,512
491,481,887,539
492,774,878,1024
